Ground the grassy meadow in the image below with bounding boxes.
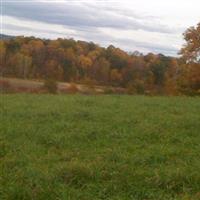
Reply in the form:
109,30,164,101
0,94,200,200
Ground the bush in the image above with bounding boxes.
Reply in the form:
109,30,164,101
81,78,97,88
114,87,126,94
0,80,13,93
104,87,114,94
44,79,58,94
126,83,136,95
67,83,79,94
126,80,145,95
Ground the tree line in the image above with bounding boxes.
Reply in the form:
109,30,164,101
0,23,199,95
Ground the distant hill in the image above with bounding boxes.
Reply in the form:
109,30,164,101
0,34,14,40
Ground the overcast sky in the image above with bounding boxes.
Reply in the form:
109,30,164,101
1,0,200,56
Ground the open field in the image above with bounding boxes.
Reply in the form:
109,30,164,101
0,77,105,94
1,95,200,200
0,77,116,94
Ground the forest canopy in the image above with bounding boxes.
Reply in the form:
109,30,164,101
0,23,200,95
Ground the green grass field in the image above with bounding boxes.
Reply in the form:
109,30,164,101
1,94,200,200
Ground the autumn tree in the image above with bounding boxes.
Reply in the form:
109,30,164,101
110,69,122,86
180,23,200,63
93,57,110,85
0,41,6,76
13,53,32,79
78,55,92,78
44,59,63,80
63,48,77,82
164,58,179,95
179,22,200,95
1,33,198,95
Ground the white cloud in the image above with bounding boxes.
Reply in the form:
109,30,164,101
2,0,200,56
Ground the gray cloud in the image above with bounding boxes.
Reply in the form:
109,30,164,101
3,23,75,37
3,1,181,34
2,0,183,55
5,22,177,56
78,29,178,55
118,38,178,55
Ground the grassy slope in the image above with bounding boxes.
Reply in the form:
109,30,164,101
0,77,105,93
0,95,200,200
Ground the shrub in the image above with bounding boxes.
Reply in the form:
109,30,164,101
44,79,58,94
0,80,13,93
67,83,79,94
81,78,96,89
126,83,136,95
114,87,126,94
104,87,114,94
126,80,145,95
